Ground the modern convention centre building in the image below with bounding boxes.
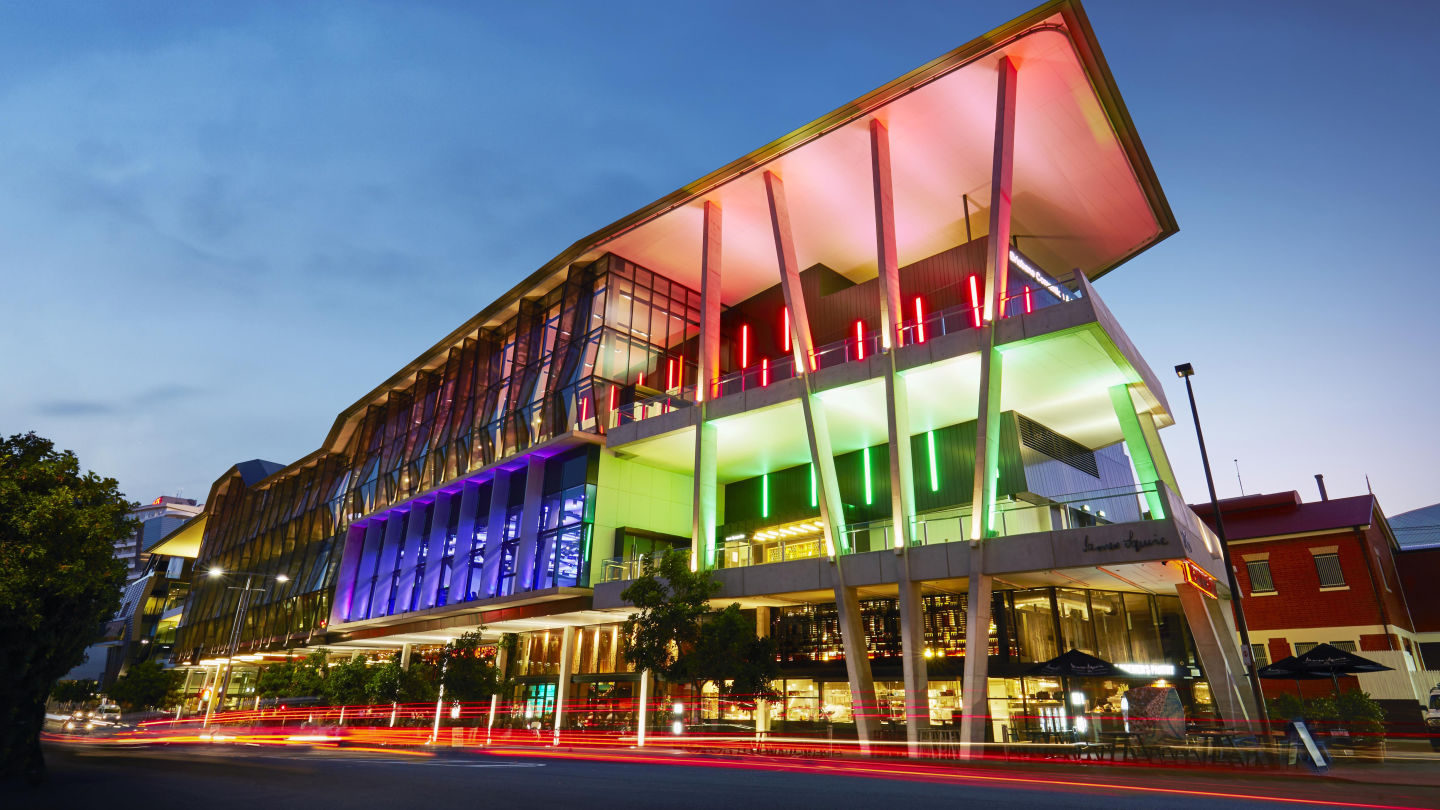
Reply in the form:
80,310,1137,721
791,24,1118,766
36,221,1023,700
174,0,1255,748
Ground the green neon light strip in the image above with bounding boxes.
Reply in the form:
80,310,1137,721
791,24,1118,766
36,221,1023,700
809,464,817,508
863,447,873,505
762,473,770,519
927,430,939,492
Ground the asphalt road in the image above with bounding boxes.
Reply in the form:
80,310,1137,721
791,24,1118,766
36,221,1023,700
9,743,1436,810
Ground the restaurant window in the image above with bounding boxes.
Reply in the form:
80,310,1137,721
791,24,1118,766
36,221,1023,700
1123,592,1163,663
1246,560,1275,594
1313,553,1345,588
1010,590,1057,663
1055,588,1096,655
1090,591,1130,664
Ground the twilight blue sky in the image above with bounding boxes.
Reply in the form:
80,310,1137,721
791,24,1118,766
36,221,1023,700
1,1,1437,514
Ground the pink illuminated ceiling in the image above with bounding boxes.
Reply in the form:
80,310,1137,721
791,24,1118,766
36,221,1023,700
573,12,1172,307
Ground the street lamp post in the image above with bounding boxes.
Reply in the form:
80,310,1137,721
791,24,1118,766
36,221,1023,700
202,568,288,727
1175,363,1271,736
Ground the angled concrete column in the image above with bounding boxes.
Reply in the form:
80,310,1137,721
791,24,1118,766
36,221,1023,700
691,416,718,571
764,169,846,556
1136,410,1180,493
368,515,407,619
417,491,453,610
697,200,723,401
833,564,879,753
691,200,723,572
516,457,547,592
873,116,927,752
448,481,483,601
400,643,412,669
959,564,994,748
553,625,576,740
766,168,875,750
755,607,772,737
981,56,1017,325
870,119,903,350
897,564,928,754
1109,384,1169,520
1177,584,1257,729
478,472,513,599
970,55,1017,544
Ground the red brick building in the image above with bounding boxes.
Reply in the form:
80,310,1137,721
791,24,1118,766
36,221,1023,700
1192,490,1437,709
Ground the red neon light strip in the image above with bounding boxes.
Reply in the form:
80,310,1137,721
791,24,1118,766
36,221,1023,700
1024,285,1032,315
666,358,676,391
580,395,590,423
968,276,982,328
761,358,769,387
854,320,865,360
607,385,617,414
782,308,791,352
741,323,750,369
914,296,926,344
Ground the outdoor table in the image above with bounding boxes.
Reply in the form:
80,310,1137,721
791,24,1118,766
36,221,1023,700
1096,730,1141,761
1187,729,1246,764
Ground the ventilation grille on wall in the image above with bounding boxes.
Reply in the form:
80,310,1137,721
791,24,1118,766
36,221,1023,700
1017,414,1099,478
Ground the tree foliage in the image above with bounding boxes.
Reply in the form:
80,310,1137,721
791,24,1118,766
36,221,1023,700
107,661,181,711
1266,688,1387,737
365,659,437,705
440,631,504,703
322,655,372,707
620,552,777,710
256,650,329,700
620,550,717,680
50,679,98,706
0,432,132,783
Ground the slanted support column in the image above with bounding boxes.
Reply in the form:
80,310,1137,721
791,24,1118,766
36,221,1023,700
1137,410,1181,493
691,418,718,571
870,119,903,350
553,626,576,742
959,566,994,749
765,168,876,750
833,564,879,753
478,472,513,599
400,643,412,669
896,563,927,755
516,457,547,591
1109,384,1170,520
368,516,406,619
691,200,723,572
764,169,846,556
697,201,723,401
969,56,1018,544
982,56,1018,325
1177,584,1257,729
755,607,772,739
873,116,927,752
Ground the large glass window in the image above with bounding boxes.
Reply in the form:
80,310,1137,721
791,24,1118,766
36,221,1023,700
1010,590,1057,663
1090,591,1130,664
1055,588,1095,655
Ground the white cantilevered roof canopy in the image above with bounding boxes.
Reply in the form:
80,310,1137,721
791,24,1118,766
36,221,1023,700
568,0,1175,308
316,0,1173,458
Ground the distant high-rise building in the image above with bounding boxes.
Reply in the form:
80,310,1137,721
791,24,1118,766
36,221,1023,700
114,496,203,581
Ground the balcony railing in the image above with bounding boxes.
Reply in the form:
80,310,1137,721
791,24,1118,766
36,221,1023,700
600,548,691,583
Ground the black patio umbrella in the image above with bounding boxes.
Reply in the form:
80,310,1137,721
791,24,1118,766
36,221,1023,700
1024,649,1120,732
1257,643,1392,696
1026,649,1120,678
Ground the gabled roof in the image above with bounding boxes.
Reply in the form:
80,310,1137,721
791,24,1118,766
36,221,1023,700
1190,491,1375,542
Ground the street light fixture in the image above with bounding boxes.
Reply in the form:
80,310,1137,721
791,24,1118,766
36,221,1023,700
1174,362,1271,735
201,569,290,727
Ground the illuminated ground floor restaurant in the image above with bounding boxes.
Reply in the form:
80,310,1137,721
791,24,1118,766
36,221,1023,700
498,585,1214,742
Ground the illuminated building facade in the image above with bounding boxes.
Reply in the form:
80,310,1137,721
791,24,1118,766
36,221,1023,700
177,0,1255,743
